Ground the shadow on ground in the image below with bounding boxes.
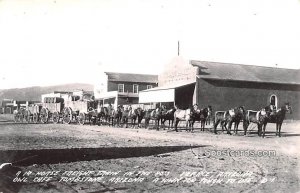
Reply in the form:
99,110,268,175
0,145,206,166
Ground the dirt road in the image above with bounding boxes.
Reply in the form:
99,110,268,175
0,115,299,193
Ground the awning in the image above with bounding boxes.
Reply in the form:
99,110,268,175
139,81,195,103
95,91,139,100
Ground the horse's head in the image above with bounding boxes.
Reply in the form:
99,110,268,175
283,102,292,114
238,106,246,114
208,105,212,111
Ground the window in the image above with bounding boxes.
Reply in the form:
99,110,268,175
147,85,153,89
118,84,124,93
133,84,139,93
270,95,278,108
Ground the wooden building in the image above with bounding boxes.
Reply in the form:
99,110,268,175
139,57,300,119
191,60,300,120
94,72,158,109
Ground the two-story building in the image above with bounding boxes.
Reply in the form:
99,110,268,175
94,72,158,109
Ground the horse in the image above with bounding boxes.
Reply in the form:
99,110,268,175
121,106,138,128
224,106,246,135
244,108,268,136
161,108,176,129
96,106,110,126
214,106,246,135
136,107,145,128
213,111,227,134
190,105,209,132
206,105,213,125
86,107,98,125
13,107,26,123
261,103,292,138
144,107,164,130
108,106,123,127
174,107,192,132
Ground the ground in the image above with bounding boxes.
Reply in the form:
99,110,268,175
0,114,299,193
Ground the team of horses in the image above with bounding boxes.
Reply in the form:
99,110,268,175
213,103,292,137
84,102,292,138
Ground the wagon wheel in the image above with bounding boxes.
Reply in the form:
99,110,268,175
63,107,72,124
33,113,39,123
40,108,49,124
78,112,85,125
52,111,60,124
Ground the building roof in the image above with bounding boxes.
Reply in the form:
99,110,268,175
140,81,195,92
105,72,158,83
191,60,300,85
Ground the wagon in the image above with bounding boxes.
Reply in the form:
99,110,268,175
62,98,96,125
39,97,64,124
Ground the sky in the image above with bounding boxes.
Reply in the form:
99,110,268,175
0,0,300,89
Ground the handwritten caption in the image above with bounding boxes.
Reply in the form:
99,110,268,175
12,170,276,185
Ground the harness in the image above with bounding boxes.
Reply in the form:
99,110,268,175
256,109,266,121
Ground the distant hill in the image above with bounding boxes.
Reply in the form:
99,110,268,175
0,83,94,102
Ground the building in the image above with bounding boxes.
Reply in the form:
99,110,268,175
191,60,300,120
139,57,197,109
1,99,40,114
94,72,158,109
139,57,300,119
1,99,14,114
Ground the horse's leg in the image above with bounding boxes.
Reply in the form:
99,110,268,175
174,119,179,132
234,122,239,134
213,119,220,134
257,123,261,136
145,118,148,129
131,117,136,128
192,120,196,132
278,122,282,137
161,118,165,130
221,121,226,133
227,121,232,135
262,123,267,138
243,121,249,136
186,120,189,132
